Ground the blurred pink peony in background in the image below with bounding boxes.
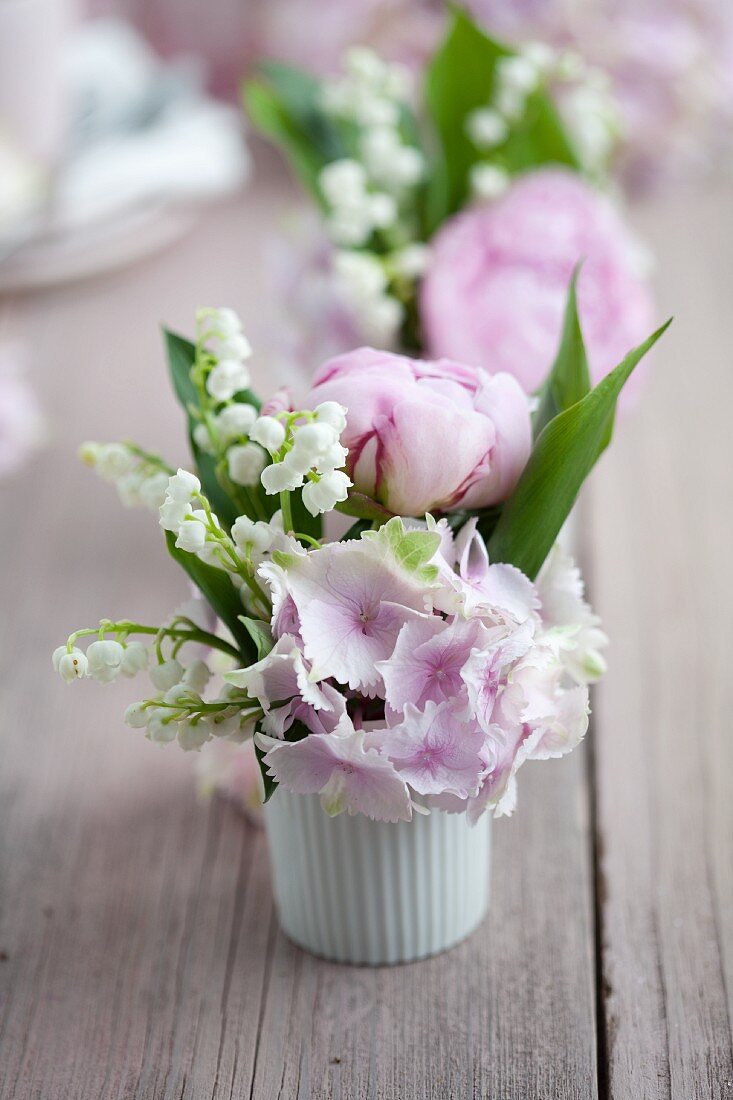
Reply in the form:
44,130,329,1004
0,343,43,478
307,347,531,515
421,168,655,394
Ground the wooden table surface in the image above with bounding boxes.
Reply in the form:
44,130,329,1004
1,167,732,1099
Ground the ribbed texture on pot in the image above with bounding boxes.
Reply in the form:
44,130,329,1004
264,791,491,965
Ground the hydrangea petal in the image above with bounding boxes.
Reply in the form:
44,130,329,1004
261,726,412,822
374,700,485,798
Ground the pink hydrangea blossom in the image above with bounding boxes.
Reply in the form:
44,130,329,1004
421,168,656,395
258,561,301,640
225,634,346,738
371,700,486,798
460,620,535,732
220,515,605,823
261,536,435,694
377,615,485,713
306,346,531,515
434,517,540,623
226,634,330,714
259,725,412,822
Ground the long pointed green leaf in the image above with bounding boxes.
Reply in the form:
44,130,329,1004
533,266,591,437
164,531,256,662
244,62,345,201
488,319,672,578
424,7,579,229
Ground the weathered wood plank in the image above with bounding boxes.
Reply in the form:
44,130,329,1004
0,179,599,1097
590,182,733,1098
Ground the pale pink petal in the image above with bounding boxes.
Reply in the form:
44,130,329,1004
376,700,485,798
280,541,431,693
378,616,485,713
262,728,412,822
226,635,331,713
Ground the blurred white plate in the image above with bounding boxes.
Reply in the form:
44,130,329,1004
0,199,196,292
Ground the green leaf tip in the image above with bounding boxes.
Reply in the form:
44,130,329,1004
489,317,671,579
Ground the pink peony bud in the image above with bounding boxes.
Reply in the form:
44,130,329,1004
306,346,531,516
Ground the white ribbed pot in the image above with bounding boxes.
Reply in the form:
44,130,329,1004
264,789,491,965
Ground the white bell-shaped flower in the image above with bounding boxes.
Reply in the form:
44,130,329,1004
87,639,125,684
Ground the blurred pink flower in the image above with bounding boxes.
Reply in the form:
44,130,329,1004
307,347,531,514
95,0,437,99
421,168,655,394
196,740,264,825
467,0,733,190
0,344,43,478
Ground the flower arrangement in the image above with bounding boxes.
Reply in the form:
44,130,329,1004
53,287,668,823
246,7,655,385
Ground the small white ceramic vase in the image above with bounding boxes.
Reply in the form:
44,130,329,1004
264,789,491,965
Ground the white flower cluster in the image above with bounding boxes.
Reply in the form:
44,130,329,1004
321,46,413,137
52,638,148,684
124,659,256,752
187,308,269,488
157,469,299,615
193,401,267,489
560,75,621,178
465,42,620,198
197,307,252,402
316,47,429,346
254,402,352,517
319,158,398,248
79,441,171,512
330,251,400,344
159,468,249,576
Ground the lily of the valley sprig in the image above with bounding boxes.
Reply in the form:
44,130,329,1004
53,287,668,821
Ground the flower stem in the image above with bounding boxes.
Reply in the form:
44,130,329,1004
279,491,295,536
67,621,242,661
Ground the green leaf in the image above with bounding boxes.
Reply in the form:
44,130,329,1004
424,7,579,228
244,62,346,200
533,267,591,437
238,616,274,661
488,319,672,579
335,490,395,523
164,530,257,662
